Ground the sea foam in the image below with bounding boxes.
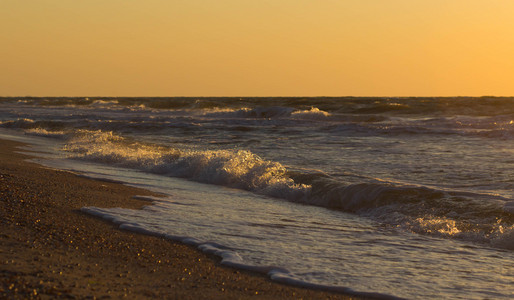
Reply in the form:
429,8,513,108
63,130,310,199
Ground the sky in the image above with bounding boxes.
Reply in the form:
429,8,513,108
1,0,514,97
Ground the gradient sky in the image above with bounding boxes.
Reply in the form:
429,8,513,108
2,1,514,97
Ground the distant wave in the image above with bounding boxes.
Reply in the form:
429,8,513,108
4,96,514,117
202,106,332,121
0,118,68,130
25,128,69,139
291,107,331,119
5,113,512,140
325,115,514,138
4,98,514,139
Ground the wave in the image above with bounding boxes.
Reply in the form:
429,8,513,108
25,128,69,139
62,130,310,199
6,98,514,138
291,107,331,119
58,129,514,250
297,178,514,249
205,106,295,119
351,101,412,114
203,106,332,121
90,99,119,106
0,118,35,128
7,114,511,141
5,96,514,116
0,115,205,137
0,118,68,130
324,115,514,138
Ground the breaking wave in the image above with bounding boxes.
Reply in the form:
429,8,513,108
62,130,310,199
60,130,514,250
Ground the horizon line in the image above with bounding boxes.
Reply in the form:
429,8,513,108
1,95,513,99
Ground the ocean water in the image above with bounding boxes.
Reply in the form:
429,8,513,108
0,97,513,299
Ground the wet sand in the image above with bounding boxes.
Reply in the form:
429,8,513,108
0,138,367,299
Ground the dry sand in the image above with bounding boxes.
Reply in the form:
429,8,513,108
0,138,369,299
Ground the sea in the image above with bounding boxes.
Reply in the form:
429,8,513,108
0,97,513,299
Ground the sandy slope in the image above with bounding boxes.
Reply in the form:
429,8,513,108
0,138,365,299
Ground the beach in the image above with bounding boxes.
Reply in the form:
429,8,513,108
0,138,365,299
3,0,514,297
1,97,512,299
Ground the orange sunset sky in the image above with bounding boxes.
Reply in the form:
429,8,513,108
2,1,514,97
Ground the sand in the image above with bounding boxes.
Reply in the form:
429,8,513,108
0,138,370,299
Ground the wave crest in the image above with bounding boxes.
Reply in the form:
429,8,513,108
291,107,331,120
63,130,309,198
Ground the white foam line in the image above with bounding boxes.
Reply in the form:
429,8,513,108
81,205,405,300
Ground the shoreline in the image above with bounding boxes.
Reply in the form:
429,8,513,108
0,138,367,299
